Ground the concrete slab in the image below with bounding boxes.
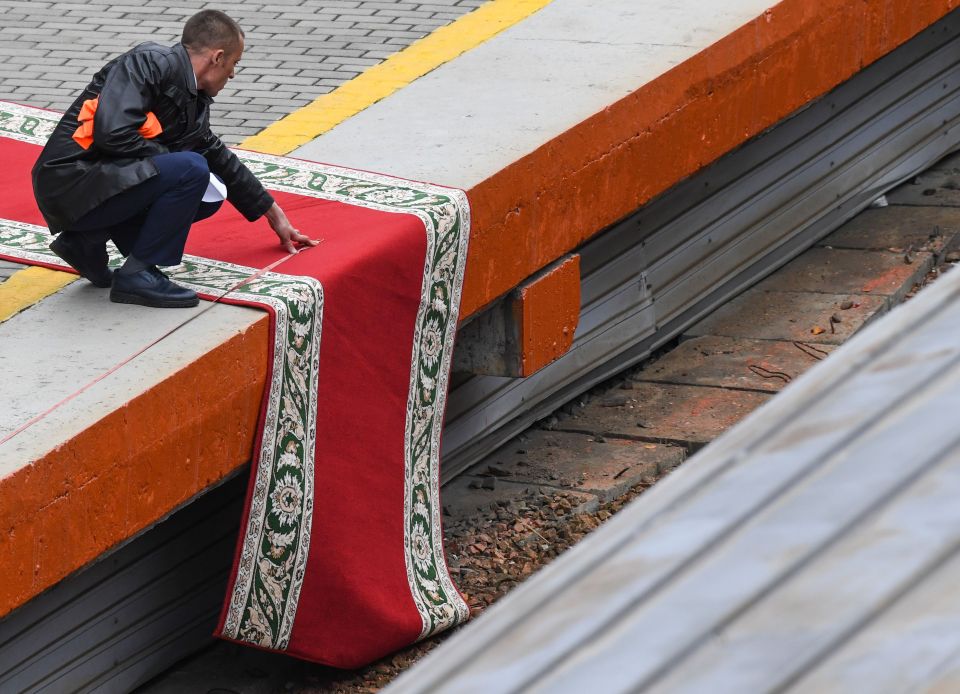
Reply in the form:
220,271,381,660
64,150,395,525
818,207,960,254
442,474,599,519
684,289,887,345
557,382,771,449
886,170,960,207
753,247,934,304
0,287,268,614
292,0,774,188
0,284,260,463
461,430,685,504
927,148,960,172
635,336,837,393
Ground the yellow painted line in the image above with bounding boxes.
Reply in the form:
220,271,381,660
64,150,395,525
0,266,76,324
241,0,553,155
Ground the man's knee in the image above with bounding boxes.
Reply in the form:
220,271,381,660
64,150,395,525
178,151,210,185
155,151,209,190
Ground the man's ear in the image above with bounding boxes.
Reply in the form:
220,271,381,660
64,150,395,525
212,48,225,65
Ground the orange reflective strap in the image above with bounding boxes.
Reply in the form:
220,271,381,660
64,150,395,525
71,96,163,150
139,110,162,139
71,97,97,149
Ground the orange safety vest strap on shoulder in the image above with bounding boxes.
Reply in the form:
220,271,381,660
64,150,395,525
71,96,163,150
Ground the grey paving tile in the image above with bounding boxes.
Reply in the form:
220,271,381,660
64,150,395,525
338,12,393,21
368,28,429,39
416,2,468,10
2,57,67,66
374,9,433,18
326,56,384,67
255,96,314,107
298,68,362,80
412,17,456,27
355,21,415,31
3,77,63,87
365,2,420,10
220,90,301,101
0,47,41,56
360,50,399,60
305,46,369,57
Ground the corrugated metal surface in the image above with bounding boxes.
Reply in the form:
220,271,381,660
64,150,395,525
440,9,960,480
5,12,960,692
386,177,960,694
0,474,245,693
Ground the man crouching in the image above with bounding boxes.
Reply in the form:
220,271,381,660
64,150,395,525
32,9,315,308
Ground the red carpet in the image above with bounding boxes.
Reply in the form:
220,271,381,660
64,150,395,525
0,102,470,667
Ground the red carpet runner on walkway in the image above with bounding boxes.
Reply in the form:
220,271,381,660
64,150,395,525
0,101,470,667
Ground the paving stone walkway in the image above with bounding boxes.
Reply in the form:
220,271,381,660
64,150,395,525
0,260,22,285
0,0,484,144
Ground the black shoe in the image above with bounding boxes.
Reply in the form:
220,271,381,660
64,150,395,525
110,266,199,308
49,233,113,288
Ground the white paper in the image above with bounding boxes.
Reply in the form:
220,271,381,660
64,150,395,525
203,173,227,203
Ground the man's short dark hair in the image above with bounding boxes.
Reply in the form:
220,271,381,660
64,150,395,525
182,10,244,53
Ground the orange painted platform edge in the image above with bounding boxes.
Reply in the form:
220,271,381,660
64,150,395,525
0,313,270,617
512,254,580,377
459,0,960,318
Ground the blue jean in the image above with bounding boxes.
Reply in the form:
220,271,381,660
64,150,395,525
69,151,223,266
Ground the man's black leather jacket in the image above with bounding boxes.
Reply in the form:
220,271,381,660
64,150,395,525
32,42,274,233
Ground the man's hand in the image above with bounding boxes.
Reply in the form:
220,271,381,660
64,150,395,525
264,202,319,254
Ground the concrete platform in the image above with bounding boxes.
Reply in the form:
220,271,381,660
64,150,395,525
637,336,837,393
565,210,943,455
817,206,960,253
753,247,934,303
455,431,684,504
886,170,960,207
685,290,886,345
2,0,957,634
0,286,267,615
559,382,773,450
